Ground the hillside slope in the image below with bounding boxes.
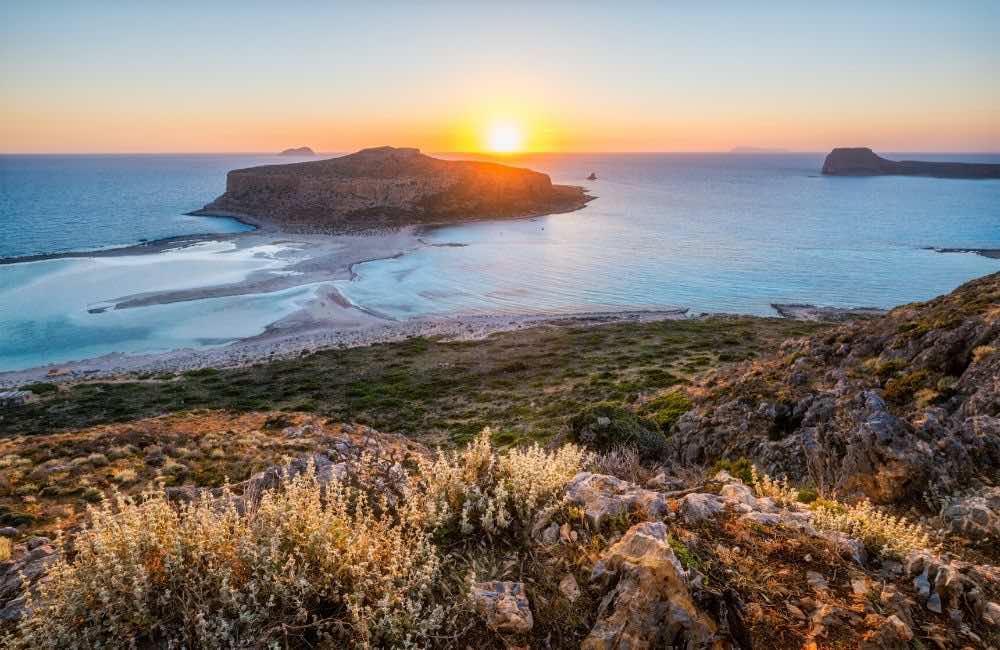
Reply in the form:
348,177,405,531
669,272,1000,505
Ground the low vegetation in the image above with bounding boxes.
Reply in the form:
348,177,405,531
2,316,827,442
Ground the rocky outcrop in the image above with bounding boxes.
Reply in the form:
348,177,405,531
939,487,1000,540
278,147,315,156
193,146,592,232
564,472,671,528
585,522,723,649
0,537,57,621
821,148,1000,179
667,272,1000,505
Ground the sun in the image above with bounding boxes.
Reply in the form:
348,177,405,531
486,122,523,153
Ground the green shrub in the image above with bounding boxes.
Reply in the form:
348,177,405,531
639,390,692,432
796,486,819,504
569,404,667,459
884,369,931,405
711,457,753,484
20,382,58,395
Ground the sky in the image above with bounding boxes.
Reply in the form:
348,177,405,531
2,1,999,153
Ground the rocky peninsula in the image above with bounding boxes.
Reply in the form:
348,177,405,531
822,147,1000,179
192,146,593,232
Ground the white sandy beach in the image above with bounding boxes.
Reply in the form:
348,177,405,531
0,219,693,387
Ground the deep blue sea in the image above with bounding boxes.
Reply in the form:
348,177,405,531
2,152,999,371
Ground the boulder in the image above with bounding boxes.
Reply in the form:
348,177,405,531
564,472,670,529
583,522,722,649
939,486,1000,540
678,493,724,523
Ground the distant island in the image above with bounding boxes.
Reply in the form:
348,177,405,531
278,146,315,156
822,147,1000,179
192,146,593,232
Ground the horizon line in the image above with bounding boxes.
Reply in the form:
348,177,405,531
4,149,1000,156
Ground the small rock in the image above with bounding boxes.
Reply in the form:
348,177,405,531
851,577,869,596
559,574,580,602
645,473,684,491
914,569,931,599
886,614,913,641
806,571,828,592
678,492,724,523
0,528,17,538
926,592,942,614
983,601,1000,627
540,523,559,545
471,581,533,634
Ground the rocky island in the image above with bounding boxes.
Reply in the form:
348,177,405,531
278,146,315,156
193,146,592,232
822,147,1000,179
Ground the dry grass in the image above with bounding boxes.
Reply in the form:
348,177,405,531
0,411,422,537
10,464,443,649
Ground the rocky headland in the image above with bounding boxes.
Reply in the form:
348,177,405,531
192,146,593,233
822,147,1000,179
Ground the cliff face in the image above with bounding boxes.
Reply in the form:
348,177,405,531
194,146,592,231
822,147,1000,179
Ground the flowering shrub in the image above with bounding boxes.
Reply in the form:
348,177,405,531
11,464,443,649
750,465,800,507
419,428,588,535
811,498,933,558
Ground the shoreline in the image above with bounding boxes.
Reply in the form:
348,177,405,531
930,247,1000,260
0,308,690,388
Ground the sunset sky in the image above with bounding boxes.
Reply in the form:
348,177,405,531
2,2,999,154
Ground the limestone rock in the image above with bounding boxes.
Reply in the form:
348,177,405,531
559,573,581,602
678,493,724,523
939,487,1000,540
564,472,670,528
470,581,533,634
0,538,58,621
583,522,722,649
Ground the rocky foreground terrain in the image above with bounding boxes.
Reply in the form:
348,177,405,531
821,148,1000,179
192,146,592,232
0,274,998,648
669,271,1000,510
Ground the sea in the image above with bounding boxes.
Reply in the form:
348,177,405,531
2,152,999,372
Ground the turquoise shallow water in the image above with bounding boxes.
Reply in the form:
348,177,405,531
1,152,999,371
344,153,1000,316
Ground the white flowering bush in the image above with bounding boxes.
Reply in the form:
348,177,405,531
811,498,933,558
750,465,800,506
419,428,588,535
11,464,443,649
